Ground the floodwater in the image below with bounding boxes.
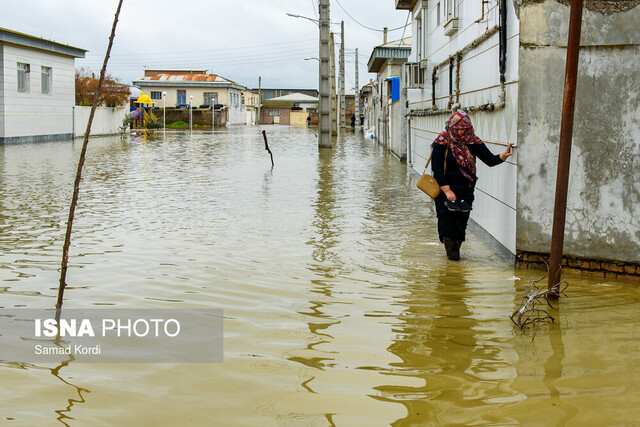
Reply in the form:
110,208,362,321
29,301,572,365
1,126,639,426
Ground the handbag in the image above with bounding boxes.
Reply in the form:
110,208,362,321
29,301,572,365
416,145,448,199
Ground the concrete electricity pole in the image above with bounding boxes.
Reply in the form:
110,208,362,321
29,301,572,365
339,20,345,129
330,32,337,136
318,0,332,147
355,48,360,128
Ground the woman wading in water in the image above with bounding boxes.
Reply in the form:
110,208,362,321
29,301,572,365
431,110,513,260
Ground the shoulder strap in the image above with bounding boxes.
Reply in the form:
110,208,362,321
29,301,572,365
424,144,448,173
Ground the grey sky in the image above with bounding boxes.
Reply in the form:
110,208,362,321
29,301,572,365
1,0,410,90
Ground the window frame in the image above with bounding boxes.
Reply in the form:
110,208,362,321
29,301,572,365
18,62,30,93
41,66,52,95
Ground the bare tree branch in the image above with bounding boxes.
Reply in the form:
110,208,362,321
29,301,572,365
511,266,568,335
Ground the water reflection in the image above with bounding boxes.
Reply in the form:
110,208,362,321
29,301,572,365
1,127,640,425
290,147,341,373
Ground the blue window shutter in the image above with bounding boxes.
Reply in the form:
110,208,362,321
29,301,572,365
390,77,400,102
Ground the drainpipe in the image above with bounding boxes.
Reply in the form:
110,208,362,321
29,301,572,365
497,0,507,108
548,0,584,295
431,67,437,109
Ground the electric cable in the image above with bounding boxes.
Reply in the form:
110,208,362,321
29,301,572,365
334,0,409,32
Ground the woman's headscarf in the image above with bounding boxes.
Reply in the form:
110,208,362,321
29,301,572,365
433,110,482,183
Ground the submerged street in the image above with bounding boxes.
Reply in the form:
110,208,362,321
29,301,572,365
1,126,640,425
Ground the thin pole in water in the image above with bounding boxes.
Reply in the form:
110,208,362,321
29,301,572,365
262,130,274,167
548,0,584,297
56,0,125,316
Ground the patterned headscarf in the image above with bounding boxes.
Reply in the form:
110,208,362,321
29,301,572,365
433,110,482,183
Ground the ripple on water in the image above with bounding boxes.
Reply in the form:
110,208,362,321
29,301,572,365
1,128,639,425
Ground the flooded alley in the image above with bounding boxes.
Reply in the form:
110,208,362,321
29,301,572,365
1,126,639,426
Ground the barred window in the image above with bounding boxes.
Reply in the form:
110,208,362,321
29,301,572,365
18,63,30,93
41,66,52,94
150,91,162,100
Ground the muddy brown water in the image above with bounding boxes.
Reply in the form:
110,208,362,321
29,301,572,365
1,126,639,426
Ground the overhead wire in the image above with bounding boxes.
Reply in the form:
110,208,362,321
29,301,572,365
334,0,409,32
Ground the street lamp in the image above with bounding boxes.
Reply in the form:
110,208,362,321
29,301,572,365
162,91,167,137
305,57,320,61
189,95,193,132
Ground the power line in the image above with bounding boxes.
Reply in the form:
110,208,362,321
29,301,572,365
334,0,409,32
82,39,317,58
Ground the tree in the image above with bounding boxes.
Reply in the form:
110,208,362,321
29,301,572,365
75,68,129,107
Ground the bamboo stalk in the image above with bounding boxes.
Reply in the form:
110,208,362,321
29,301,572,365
56,0,125,314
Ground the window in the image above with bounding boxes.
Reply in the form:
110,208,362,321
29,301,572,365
18,63,30,93
405,62,424,88
150,91,162,100
204,92,218,106
444,0,457,22
177,90,186,105
41,66,52,94
268,110,280,117
437,3,441,26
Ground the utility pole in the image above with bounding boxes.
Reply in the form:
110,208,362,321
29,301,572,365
257,76,261,125
548,0,584,295
330,32,337,136
339,20,345,129
318,0,332,147
355,48,360,128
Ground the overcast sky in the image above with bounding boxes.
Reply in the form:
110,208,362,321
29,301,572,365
1,0,410,90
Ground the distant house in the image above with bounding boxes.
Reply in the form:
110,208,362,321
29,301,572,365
260,92,318,125
242,90,260,125
132,69,248,125
360,81,375,129
367,37,411,159
344,90,356,124
0,27,86,143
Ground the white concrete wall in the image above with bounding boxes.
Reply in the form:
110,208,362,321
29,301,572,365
1,43,75,140
73,106,127,137
406,0,520,255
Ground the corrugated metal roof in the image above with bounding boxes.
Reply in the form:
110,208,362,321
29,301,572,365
367,37,412,73
134,71,246,90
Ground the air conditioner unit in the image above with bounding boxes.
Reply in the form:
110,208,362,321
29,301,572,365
444,17,459,36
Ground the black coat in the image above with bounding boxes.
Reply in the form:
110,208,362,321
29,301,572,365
431,142,503,215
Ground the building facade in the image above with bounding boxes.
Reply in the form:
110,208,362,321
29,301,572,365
396,0,640,273
0,27,86,143
367,37,411,160
133,70,248,125
260,92,318,125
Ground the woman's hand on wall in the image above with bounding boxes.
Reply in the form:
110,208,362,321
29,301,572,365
499,143,514,161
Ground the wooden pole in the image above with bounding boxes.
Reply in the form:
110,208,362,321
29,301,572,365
262,130,274,167
56,0,125,313
548,0,584,296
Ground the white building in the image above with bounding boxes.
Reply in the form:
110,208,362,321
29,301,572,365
133,70,248,126
367,37,411,160
0,27,86,143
